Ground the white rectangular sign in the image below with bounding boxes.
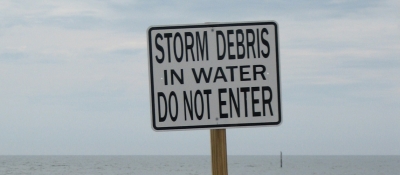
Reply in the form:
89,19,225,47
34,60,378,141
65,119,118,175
148,21,281,130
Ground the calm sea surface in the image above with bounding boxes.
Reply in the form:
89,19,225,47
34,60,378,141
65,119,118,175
0,155,399,175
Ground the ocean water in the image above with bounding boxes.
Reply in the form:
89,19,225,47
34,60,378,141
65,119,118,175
0,155,399,175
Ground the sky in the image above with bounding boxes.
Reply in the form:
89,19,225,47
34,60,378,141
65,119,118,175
0,0,399,155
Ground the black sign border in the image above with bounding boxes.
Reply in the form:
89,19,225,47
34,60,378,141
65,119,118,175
148,21,281,131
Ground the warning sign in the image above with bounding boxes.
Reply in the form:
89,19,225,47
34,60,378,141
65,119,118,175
147,21,281,130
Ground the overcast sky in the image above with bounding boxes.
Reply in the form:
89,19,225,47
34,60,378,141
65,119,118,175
0,0,399,155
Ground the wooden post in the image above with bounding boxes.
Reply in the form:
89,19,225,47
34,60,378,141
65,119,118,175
210,129,228,175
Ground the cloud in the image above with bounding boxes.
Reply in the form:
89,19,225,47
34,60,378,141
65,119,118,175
0,25,146,61
278,2,400,103
0,0,399,155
